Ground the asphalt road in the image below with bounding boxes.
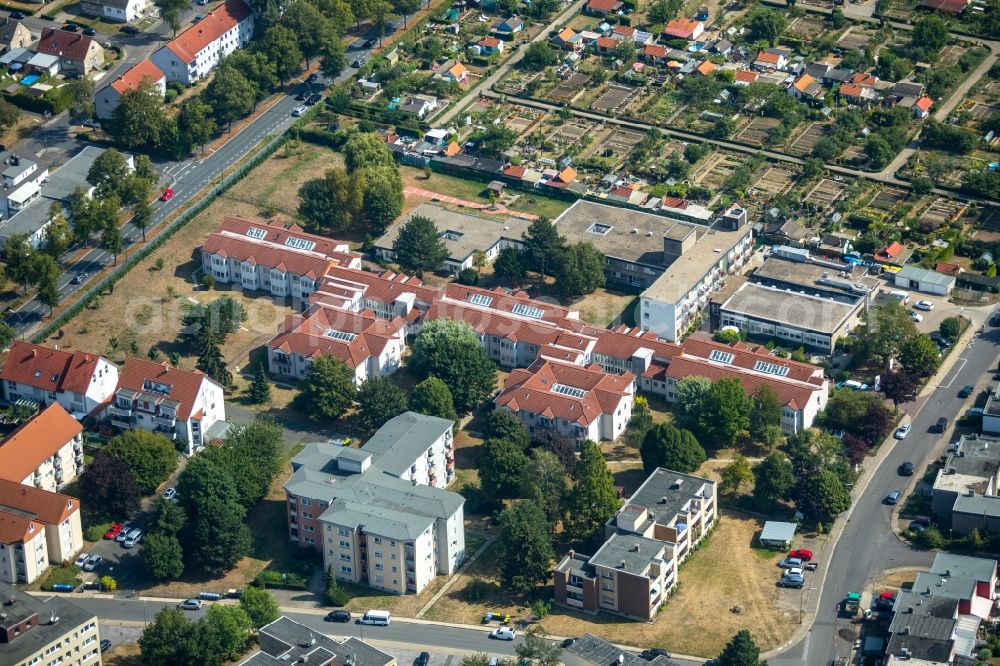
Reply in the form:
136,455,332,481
771,313,1000,666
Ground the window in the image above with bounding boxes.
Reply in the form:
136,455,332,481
469,293,493,307
552,383,586,398
301,499,312,506
511,303,544,319
587,222,613,235
708,349,735,364
324,329,358,342
374,550,382,558
338,528,350,537
753,360,790,377
340,566,352,574
340,554,351,561
373,537,382,544
284,236,316,251
339,540,350,548
246,227,267,239
375,563,383,571
601,571,613,579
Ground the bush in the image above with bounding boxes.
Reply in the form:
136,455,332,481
255,570,308,590
164,89,178,104
457,268,479,285
324,567,350,606
201,274,216,290
84,522,112,542
915,526,946,549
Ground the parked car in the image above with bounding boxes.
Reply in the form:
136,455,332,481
899,462,914,476
104,523,122,539
74,552,90,568
778,557,803,569
10,11,25,18
295,93,306,101
121,25,140,34
307,73,318,82
364,37,378,48
83,27,96,36
910,312,923,323
779,573,805,588
959,385,975,398
351,56,367,68
81,118,101,129
163,487,177,502
914,300,934,311
123,529,143,548
159,187,174,201
894,424,911,440
71,272,88,285
932,417,948,433
62,23,79,31
640,648,671,660
324,610,351,622
292,106,308,117
308,94,321,105
178,599,203,611
885,490,902,505
786,566,804,578
789,549,813,562
561,638,577,648
415,652,431,666
115,527,130,542
490,627,516,641
83,554,103,571
100,639,112,653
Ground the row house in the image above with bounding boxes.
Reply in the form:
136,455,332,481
0,340,119,417
96,58,166,119
314,266,440,333
200,216,360,304
108,358,226,456
284,413,463,594
0,479,83,585
267,306,406,384
150,0,254,84
553,468,716,621
0,403,84,493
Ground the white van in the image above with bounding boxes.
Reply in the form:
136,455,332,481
359,610,391,626
889,290,909,305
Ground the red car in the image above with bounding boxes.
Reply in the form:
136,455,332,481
159,188,174,201
789,549,813,562
103,523,123,540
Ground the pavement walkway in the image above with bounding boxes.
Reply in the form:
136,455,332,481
414,533,494,619
404,186,539,220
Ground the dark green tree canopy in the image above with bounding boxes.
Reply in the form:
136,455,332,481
409,319,497,412
356,376,407,432
393,214,448,277
497,501,554,594
409,376,458,422
104,430,179,496
640,423,706,474
295,355,357,421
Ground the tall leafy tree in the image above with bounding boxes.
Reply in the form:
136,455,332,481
640,423,706,474
104,430,179,495
516,628,563,666
156,0,187,35
700,378,751,450
319,36,347,78
493,247,527,286
343,132,395,172
177,97,216,155
282,0,333,66
720,454,753,496
225,50,277,106
392,213,447,277
177,455,252,575
298,168,365,233
110,82,165,149
520,449,569,526
258,25,304,86
409,376,458,422
716,630,768,666
356,376,407,431
409,319,497,412
101,215,125,265
87,148,132,200
196,339,232,388
204,65,255,131
798,469,851,521
485,409,530,449
79,453,141,520
477,438,529,505
240,586,280,629
523,216,565,277
295,355,357,421
139,609,205,666
213,416,284,508
567,441,619,541
880,370,916,414
393,0,420,26
752,452,794,506
899,333,941,376
673,375,711,432
362,165,404,234
205,605,251,660
36,256,59,315
554,243,605,299
131,196,153,243
497,501,554,594
142,533,185,580
248,363,271,404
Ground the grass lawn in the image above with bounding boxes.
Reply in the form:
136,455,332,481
556,287,640,328
102,643,142,666
36,564,83,591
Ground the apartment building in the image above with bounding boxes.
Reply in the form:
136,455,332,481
267,306,406,384
201,217,360,304
1,341,119,417
95,58,166,119
242,616,395,666
284,412,464,594
495,358,635,442
108,358,226,456
0,403,84,492
563,634,682,666
930,434,1000,534
554,468,716,620
313,266,441,334
1,589,101,666
0,479,83,585
150,0,254,84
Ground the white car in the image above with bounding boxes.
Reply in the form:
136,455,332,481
74,552,90,568
786,566,804,578
914,300,935,311
910,312,923,322
292,106,308,117
82,554,103,571
894,424,911,440
163,487,177,502
490,627,516,641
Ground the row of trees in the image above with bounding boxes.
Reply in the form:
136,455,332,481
80,430,180,522
298,133,404,236
180,295,247,388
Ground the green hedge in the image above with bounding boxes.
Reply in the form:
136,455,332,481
297,127,347,150
3,90,69,116
255,569,308,590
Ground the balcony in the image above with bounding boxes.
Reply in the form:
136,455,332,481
73,442,82,453
154,413,177,427
154,425,177,439
109,405,133,419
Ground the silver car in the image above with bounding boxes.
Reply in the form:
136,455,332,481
83,554,103,571
123,529,143,548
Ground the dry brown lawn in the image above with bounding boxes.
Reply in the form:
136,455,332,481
102,643,142,666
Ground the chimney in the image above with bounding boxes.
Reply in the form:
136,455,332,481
619,560,626,568
568,549,575,559
631,544,640,553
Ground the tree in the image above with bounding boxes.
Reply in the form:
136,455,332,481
881,370,916,414
516,628,563,666
205,604,251,660
900,333,941,376
497,501,553,594
156,0,188,35
478,438,529,504
258,25,304,85
361,164,404,234
298,168,364,233
493,247,527,286
204,65,255,131
295,355,357,421
520,449,569,526
177,97,216,155
356,377,407,431
716,630,767,666
749,384,784,448
240,586,280,628
522,42,558,71
409,319,497,412
110,82,165,149
248,363,271,404
142,533,185,580
860,400,893,446
854,301,915,368
799,469,851,521
104,430,179,496
523,217,565,277
720,453,753,496
87,148,132,200
139,609,207,666
151,496,187,535
344,132,395,172
283,1,334,66
485,409,529,449
473,124,518,155
746,6,788,46
752,452,794,506
222,50,274,106
196,338,232,388
131,195,153,242
566,441,619,541
863,135,893,170
673,376,712,432
647,0,683,23
392,214,447,277
177,455,252,575
214,416,284,508
80,453,141,520
912,15,948,54
323,565,351,606
320,36,347,79
554,243,606,299
36,256,59,315
409,376,458,422
640,423,706,474
101,214,125,265
700,378,751,450
0,322,16,350
940,316,961,341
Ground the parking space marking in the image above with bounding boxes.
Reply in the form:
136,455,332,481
938,358,967,389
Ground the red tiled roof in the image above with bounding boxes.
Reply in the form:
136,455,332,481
663,18,700,38
920,0,968,12
682,333,823,384
0,404,82,485
915,96,933,112
116,358,218,420
643,44,668,58
37,28,97,61
495,358,634,426
587,0,623,11
1,341,105,396
850,72,878,87
793,74,816,92
612,25,636,37
735,70,758,83
696,60,716,75
665,355,820,412
596,36,617,50
110,58,164,95
660,196,689,210
875,241,903,260
479,36,502,48
269,307,405,369
166,0,251,64
839,83,866,98
0,510,36,545
0,477,78,526
441,283,575,321
756,51,782,65
935,262,961,275
503,164,527,178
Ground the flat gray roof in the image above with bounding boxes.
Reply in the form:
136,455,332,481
760,521,797,543
608,467,714,534
2,590,97,666
641,221,752,304
721,282,858,335
564,634,683,666
931,552,998,583
553,200,686,268
363,411,453,477
897,265,956,288
375,203,530,264
588,532,668,575
249,617,395,666
911,571,977,601
753,256,878,300
934,434,1000,495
